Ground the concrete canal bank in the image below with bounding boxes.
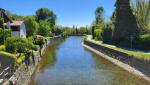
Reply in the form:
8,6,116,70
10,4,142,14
3,36,64,85
83,40,150,83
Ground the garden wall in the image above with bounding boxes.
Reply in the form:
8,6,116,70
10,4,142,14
84,40,150,77
3,36,65,85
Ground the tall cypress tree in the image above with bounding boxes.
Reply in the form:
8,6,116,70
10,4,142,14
113,0,139,44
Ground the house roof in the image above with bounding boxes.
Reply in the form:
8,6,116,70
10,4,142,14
10,21,24,26
4,21,24,26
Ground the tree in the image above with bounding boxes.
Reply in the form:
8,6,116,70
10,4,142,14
102,22,113,44
113,0,139,45
131,0,150,33
75,26,78,34
36,8,56,28
53,25,62,35
38,21,51,37
0,17,5,44
95,6,104,24
24,16,39,36
92,26,95,39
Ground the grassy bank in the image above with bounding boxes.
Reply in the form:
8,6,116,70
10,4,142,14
86,35,150,59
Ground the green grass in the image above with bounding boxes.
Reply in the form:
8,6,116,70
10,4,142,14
0,45,5,51
0,51,16,59
86,35,150,59
110,47,150,59
0,51,25,64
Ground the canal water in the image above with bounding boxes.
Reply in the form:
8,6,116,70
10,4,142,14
30,36,149,85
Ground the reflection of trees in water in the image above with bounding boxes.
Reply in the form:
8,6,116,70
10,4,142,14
38,39,65,73
29,39,65,85
84,48,149,85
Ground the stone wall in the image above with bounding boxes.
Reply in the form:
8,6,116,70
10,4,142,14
3,36,64,85
84,40,150,77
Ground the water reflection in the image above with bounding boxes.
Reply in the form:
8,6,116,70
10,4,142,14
30,36,149,85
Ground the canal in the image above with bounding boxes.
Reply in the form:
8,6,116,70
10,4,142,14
30,36,149,85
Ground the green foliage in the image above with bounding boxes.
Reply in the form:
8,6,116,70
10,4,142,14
0,45,5,51
38,21,51,37
94,29,103,40
24,16,39,36
36,8,56,28
0,28,11,44
134,34,150,50
53,25,62,36
0,17,4,28
61,31,68,37
113,0,139,45
95,6,104,24
0,51,16,59
131,0,150,33
5,37,33,53
33,35,45,47
102,22,113,44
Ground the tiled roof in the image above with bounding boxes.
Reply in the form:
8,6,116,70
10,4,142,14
10,21,24,26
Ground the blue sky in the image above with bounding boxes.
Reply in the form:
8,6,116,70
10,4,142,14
0,0,115,27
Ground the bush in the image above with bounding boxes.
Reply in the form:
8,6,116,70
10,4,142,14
0,28,11,44
5,37,33,53
33,35,45,47
32,45,39,51
0,45,5,51
61,31,68,37
134,34,150,50
94,29,103,40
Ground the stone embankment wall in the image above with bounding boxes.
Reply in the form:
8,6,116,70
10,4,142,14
84,40,150,77
3,36,64,85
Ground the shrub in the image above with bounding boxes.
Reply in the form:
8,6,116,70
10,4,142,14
0,45,5,51
61,31,68,37
5,37,33,53
33,35,45,47
94,29,103,40
0,28,11,44
134,34,150,50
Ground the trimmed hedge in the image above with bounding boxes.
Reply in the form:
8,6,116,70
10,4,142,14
134,34,150,50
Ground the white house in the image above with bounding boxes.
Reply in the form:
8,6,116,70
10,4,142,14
0,8,26,38
6,21,26,38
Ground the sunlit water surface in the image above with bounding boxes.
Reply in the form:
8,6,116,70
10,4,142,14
30,36,149,85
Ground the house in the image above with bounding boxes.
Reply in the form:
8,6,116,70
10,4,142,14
0,8,26,38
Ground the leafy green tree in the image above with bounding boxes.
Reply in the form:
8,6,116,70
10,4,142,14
75,27,78,34
52,25,62,36
95,6,104,24
38,21,51,37
93,6,105,40
24,16,39,36
131,0,150,33
36,8,56,28
102,22,113,44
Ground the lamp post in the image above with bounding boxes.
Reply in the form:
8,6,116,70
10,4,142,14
130,35,134,50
